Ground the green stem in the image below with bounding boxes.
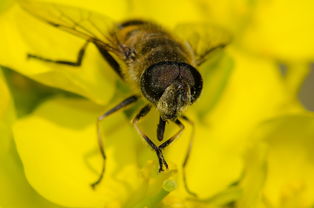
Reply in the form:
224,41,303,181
132,179,177,208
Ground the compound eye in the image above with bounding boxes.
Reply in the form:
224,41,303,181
179,64,203,103
141,62,179,102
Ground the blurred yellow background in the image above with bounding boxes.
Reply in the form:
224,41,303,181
0,0,314,208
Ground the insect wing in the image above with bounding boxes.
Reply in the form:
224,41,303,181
18,0,115,44
174,23,232,66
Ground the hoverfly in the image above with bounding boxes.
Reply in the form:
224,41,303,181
19,0,231,196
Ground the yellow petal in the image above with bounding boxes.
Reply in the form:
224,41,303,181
0,0,13,14
192,0,253,33
241,0,314,62
0,3,116,104
196,0,314,62
0,151,66,208
0,68,15,156
236,143,267,208
127,0,203,27
13,96,177,207
0,69,63,208
13,97,143,206
261,114,314,208
206,48,291,144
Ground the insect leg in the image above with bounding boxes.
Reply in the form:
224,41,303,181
158,119,185,150
27,40,90,67
132,105,168,172
157,117,166,141
157,119,185,171
91,95,139,189
180,115,197,197
95,44,124,79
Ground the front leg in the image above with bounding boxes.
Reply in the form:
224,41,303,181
158,116,197,197
132,105,168,172
158,119,185,150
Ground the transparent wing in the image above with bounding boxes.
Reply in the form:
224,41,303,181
173,23,232,66
18,0,115,44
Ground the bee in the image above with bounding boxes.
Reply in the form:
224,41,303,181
19,0,230,196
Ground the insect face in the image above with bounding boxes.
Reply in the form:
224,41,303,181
140,61,203,120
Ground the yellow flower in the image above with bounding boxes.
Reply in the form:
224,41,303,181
241,0,314,62
0,0,313,208
196,0,314,62
196,0,314,96
247,114,314,208
0,69,65,208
